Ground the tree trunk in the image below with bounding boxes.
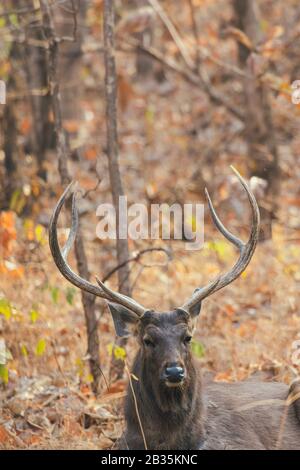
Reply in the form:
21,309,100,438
103,0,132,380
233,0,279,239
2,42,19,206
40,0,101,394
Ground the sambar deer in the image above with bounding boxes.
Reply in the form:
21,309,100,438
49,168,300,450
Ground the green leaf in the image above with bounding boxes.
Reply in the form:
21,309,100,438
0,364,9,384
66,287,76,305
20,344,28,357
113,346,126,361
260,19,269,32
191,340,205,358
75,357,84,377
35,224,45,244
145,107,155,125
0,298,12,320
30,309,39,324
50,286,59,304
107,343,126,361
207,240,231,261
9,188,26,214
35,339,46,356
9,14,18,27
84,373,94,383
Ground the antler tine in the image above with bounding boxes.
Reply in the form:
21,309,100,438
49,182,147,317
61,190,79,259
182,166,260,312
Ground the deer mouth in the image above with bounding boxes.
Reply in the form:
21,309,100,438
163,372,186,388
165,379,185,388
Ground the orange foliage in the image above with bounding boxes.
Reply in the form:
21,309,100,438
0,211,17,257
0,211,24,279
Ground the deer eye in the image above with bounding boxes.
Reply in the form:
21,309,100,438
184,335,192,344
143,337,155,348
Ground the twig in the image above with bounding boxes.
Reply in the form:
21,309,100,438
0,6,40,18
275,404,289,450
70,0,79,41
57,0,79,42
51,339,69,388
198,48,248,79
79,175,102,199
131,265,145,292
148,0,194,70
125,361,148,450
187,0,201,72
121,37,244,121
146,0,244,120
102,247,172,282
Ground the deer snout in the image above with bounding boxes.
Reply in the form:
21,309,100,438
162,363,185,385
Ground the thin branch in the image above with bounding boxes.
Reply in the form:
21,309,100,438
0,6,40,18
187,0,201,72
79,177,102,199
200,49,248,79
131,265,145,293
0,0,75,18
144,0,245,121
125,361,148,450
121,37,244,121
102,247,172,283
70,0,79,41
148,0,194,69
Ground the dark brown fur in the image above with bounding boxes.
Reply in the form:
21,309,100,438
116,309,300,450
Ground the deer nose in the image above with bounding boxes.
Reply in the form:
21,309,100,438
164,363,185,383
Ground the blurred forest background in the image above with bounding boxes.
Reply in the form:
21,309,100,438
1,0,300,449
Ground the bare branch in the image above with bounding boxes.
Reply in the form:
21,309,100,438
103,0,132,298
102,247,172,283
147,0,194,69
121,37,244,121
187,0,201,72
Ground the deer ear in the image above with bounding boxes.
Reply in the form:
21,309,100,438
107,302,140,337
187,301,202,333
188,288,202,318
189,301,202,318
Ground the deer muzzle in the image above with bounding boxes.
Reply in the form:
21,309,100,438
162,363,185,387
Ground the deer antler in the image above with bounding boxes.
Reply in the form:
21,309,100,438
49,167,259,318
48,182,147,317
181,166,260,313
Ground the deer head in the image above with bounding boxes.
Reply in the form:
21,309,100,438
49,167,260,388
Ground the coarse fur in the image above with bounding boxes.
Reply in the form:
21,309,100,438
111,306,300,450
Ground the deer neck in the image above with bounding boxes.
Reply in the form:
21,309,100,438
125,352,205,449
